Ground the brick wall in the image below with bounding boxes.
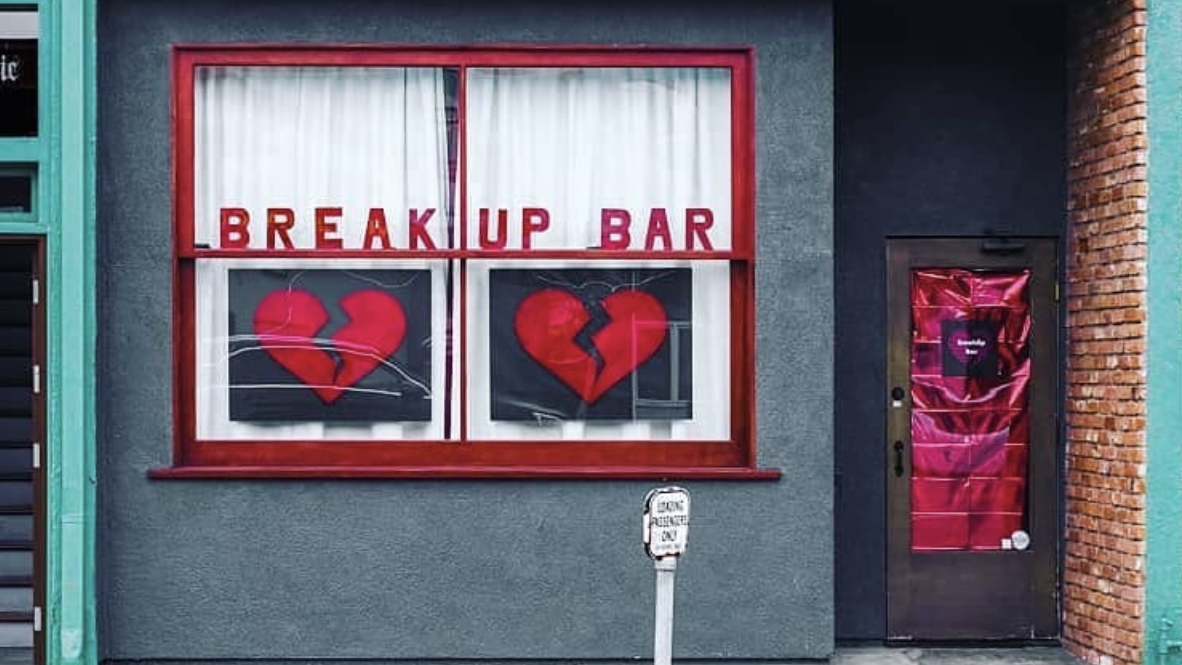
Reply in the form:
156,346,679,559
1064,1,1148,664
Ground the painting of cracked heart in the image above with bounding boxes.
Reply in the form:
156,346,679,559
227,268,432,422
489,268,692,421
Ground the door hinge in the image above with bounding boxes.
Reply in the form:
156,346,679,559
32,442,39,470
1054,281,1060,303
33,606,41,632
31,364,39,395
31,277,39,306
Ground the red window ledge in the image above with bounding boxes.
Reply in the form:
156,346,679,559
148,465,782,480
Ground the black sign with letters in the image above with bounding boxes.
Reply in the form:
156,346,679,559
0,40,36,136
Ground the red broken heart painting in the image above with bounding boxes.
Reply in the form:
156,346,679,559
228,268,432,422
488,268,692,420
254,288,407,404
514,288,668,403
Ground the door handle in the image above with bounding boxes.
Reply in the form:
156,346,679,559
893,440,905,478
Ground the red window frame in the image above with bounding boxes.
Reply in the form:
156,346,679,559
154,44,778,480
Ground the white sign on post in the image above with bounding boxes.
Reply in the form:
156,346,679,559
643,487,690,665
643,486,691,559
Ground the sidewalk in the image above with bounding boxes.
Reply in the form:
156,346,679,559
834,646,1085,665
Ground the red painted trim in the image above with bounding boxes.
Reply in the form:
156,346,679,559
458,260,469,441
173,48,196,464
175,49,196,252
732,50,756,255
740,262,757,465
176,264,197,465
458,64,468,252
184,249,458,260
183,248,746,260
170,45,752,69
173,47,195,465
459,250,745,260
745,273,757,465
168,45,763,477
149,465,782,480
174,439,748,468
729,262,743,462
728,52,757,468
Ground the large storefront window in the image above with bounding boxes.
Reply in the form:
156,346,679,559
169,47,758,476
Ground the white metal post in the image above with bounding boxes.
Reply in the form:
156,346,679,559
653,556,678,665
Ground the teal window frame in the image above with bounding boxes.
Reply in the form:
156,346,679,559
0,167,37,224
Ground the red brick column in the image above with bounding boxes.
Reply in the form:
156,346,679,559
1065,2,1148,664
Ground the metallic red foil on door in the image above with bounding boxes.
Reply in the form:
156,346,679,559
910,269,1031,551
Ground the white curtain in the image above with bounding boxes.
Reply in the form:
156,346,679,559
465,67,732,250
465,67,732,440
194,66,452,440
196,66,449,249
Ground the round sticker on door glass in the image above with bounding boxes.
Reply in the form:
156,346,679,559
1011,530,1030,551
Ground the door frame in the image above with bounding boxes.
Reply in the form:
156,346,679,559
885,237,1060,641
0,2,98,664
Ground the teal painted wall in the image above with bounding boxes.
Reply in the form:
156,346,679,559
0,1,97,664
1145,0,1182,662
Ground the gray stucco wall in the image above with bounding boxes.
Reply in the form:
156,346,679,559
96,0,834,661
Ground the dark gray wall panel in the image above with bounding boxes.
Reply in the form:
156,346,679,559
833,1,1066,639
97,0,833,660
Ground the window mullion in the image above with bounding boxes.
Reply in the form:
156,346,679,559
456,64,469,443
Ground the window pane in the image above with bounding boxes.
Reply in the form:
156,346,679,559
465,67,732,252
195,258,454,440
0,174,31,213
194,66,453,250
0,10,37,137
467,259,730,440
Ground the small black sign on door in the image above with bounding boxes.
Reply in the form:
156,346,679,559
940,319,1000,377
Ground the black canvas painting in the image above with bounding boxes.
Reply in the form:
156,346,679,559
941,319,1001,378
228,268,432,421
489,268,692,421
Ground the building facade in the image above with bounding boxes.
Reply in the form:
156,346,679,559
4,1,1182,665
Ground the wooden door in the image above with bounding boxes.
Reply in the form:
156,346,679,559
886,238,1058,640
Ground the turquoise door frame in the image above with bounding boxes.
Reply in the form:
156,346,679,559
0,2,97,665
1146,1,1182,662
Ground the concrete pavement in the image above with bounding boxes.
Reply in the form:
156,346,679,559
834,646,1086,665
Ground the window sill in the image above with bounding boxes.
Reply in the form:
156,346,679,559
148,465,782,480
